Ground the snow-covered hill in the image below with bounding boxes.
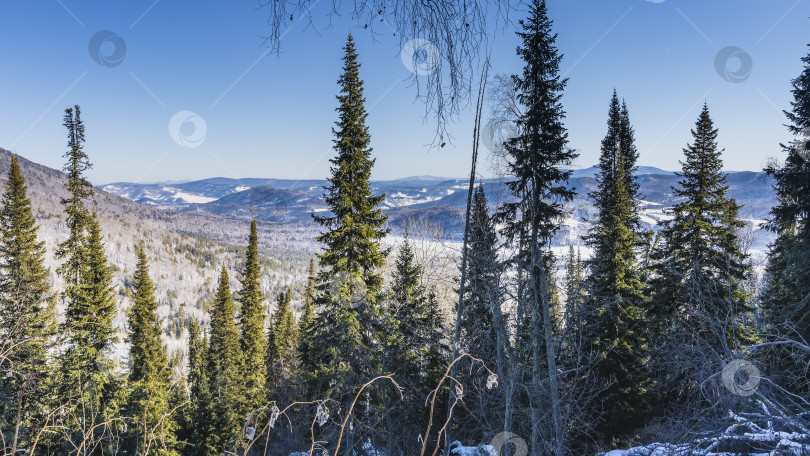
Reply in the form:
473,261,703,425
0,148,319,369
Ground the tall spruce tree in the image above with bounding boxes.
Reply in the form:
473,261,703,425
0,155,56,453
455,186,503,442
53,211,120,455
56,105,93,289
495,1,576,453
53,106,119,454
649,104,753,353
55,106,102,384
460,186,500,365
584,122,649,438
311,33,388,296
762,37,810,344
207,267,243,453
304,33,388,454
238,220,266,414
578,94,649,440
127,244,175,455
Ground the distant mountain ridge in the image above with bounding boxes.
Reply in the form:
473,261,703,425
102,165,778,256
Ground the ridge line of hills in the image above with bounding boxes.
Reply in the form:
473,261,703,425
99,164,777,251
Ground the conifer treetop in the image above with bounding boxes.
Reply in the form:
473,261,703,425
314,33,389,295
127,243,167,383
498,0,577,246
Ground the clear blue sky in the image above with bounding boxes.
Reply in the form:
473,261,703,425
0,0,808,184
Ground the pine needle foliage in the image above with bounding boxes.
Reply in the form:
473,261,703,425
0,155,56,452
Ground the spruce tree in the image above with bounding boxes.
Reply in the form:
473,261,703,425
77,212,118,370
186,320,215,456
299,259,316,334
588,91,642,236
238,220,266,414
454,186,503,442
382,237,447,455
619,101,641,210
53,105,119,453
207,267,243,453
0,155,56,453
51,211,120,455
55,106,99,393
584,129,649,438
762,37,810,344
460,186,500,364
296,260,316,384
127,244,175,455
267,288,298,384
312,33,388,296
56,105,93,289
563,245,584,327
589,91,622,215
495,1,576,452
304,34,388,453
649,104,753,352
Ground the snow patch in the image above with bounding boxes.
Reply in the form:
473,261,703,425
448,441,497,456
172,192,217,204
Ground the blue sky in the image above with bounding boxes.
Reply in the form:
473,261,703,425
0,1,808,184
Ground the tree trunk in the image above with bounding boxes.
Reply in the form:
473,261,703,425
490,277,513,437
539,261,564,456
529,232,542,456
529,179,563,456
12,381,25,455
447,60,489,448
